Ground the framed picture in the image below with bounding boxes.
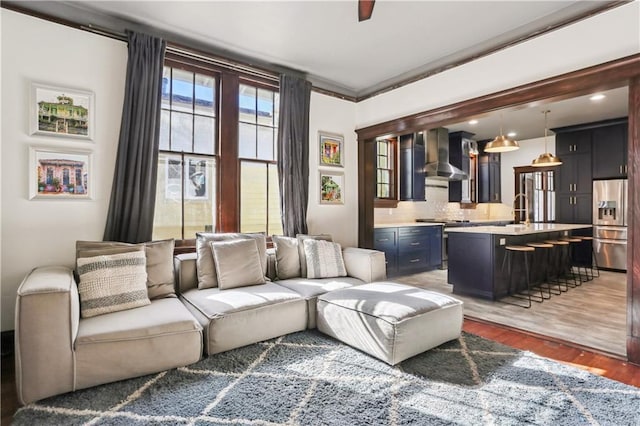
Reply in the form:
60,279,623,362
30,82,95,140
319,131,343,167
29,146,93,200
320,171,344,204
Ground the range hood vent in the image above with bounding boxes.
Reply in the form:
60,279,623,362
424,128,467,181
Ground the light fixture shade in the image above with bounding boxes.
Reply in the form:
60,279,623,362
484,135,520,152
531,152,562,167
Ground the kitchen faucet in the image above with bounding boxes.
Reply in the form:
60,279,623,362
513,192,530,226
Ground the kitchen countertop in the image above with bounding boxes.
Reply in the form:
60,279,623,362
374,222,443,228
445,223,592,235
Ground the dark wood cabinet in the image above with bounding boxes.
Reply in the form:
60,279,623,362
399,133,425,201
477,140,501,203
374,226,441,277
592,121,628,179
554,127,592,224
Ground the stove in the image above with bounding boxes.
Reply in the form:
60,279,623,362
415,219,471,228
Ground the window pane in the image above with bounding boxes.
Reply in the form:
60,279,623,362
239,84,256,123
257,88,273,126
171,111,193,152
184,157,216,239
153,153,183,240
161,67,171,109
378,155,387,169
194,74,215,117
194,116,215,155
159,110,170,150
171,69,193,113
239,122,257,158
257,126,274,161
268,164,283,235
240,161,267,233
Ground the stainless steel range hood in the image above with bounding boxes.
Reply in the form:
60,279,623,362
424,128,467,181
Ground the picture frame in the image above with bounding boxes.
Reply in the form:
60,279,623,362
319,131,344,167
319,171,344,204
29,146,93,200
30,82,95,140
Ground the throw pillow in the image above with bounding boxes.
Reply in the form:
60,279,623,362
271,235,301,279
303,239,347,279
296,234,333,277
76,239,176,299
195,233,267,289
76,249,150,318
210,239,266,289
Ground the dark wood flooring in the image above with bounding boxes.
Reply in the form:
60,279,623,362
1,319,637,424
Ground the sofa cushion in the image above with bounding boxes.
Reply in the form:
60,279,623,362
196,233,267,289
181,282,302,319
271,235,301,279
210,239,266,289
76,249,150,318
76,239,176,300
303,239,347,279
296,234,332,278
274,276,363,299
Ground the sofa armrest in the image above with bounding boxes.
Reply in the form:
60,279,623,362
174,252,198,294
342,247,386,283
15,266,79,404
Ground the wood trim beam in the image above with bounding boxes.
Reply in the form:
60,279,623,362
356,54,640,140
628,76,640,364
217,72,240,232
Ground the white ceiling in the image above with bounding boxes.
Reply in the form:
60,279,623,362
12,0,629,137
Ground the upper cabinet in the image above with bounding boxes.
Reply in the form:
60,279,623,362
399,132,425,201
591,120,628,179
477,140,501,203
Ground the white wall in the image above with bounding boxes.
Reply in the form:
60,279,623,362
307,92,358,247
500,136,549,207
356,2,640,128
1,10,127,331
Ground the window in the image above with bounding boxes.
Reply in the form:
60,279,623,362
514,166,556,223
238,83,283,235
375,137,397,206
153,64,218,240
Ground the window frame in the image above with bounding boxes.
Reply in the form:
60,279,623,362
153,53,280,244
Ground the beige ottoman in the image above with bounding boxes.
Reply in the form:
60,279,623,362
316,282,463,365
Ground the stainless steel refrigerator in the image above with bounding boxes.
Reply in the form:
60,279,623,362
592,179,627,271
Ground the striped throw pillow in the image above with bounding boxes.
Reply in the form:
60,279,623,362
303,239,347,279
77,250,150,318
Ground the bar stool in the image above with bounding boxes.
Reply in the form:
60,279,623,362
501,245,542,308
560,236,589,283
544,240,576,290
526,242,560,296
573,235,600,279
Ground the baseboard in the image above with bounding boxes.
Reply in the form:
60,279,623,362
1,330,14,357
464,315,627,362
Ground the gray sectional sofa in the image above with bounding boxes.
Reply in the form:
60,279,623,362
14,235,386,404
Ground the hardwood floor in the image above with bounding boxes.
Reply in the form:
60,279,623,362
396,269,627,357
1,318,637,424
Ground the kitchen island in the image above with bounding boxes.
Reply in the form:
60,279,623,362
446,223,592,300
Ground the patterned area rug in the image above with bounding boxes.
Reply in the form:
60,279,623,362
13,331,640,425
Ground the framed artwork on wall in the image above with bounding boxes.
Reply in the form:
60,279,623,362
319,170,344,204
29,146,93,200
318,131,343,167
30,82,95,140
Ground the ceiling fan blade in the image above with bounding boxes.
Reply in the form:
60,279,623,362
358,0,375,22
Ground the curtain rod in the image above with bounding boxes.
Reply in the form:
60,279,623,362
79,24,279,83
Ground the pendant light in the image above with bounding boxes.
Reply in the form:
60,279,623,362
531,110,562,167
484,114,519,153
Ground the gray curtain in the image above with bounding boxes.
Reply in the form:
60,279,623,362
104,31,166,243
277,74,312,236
